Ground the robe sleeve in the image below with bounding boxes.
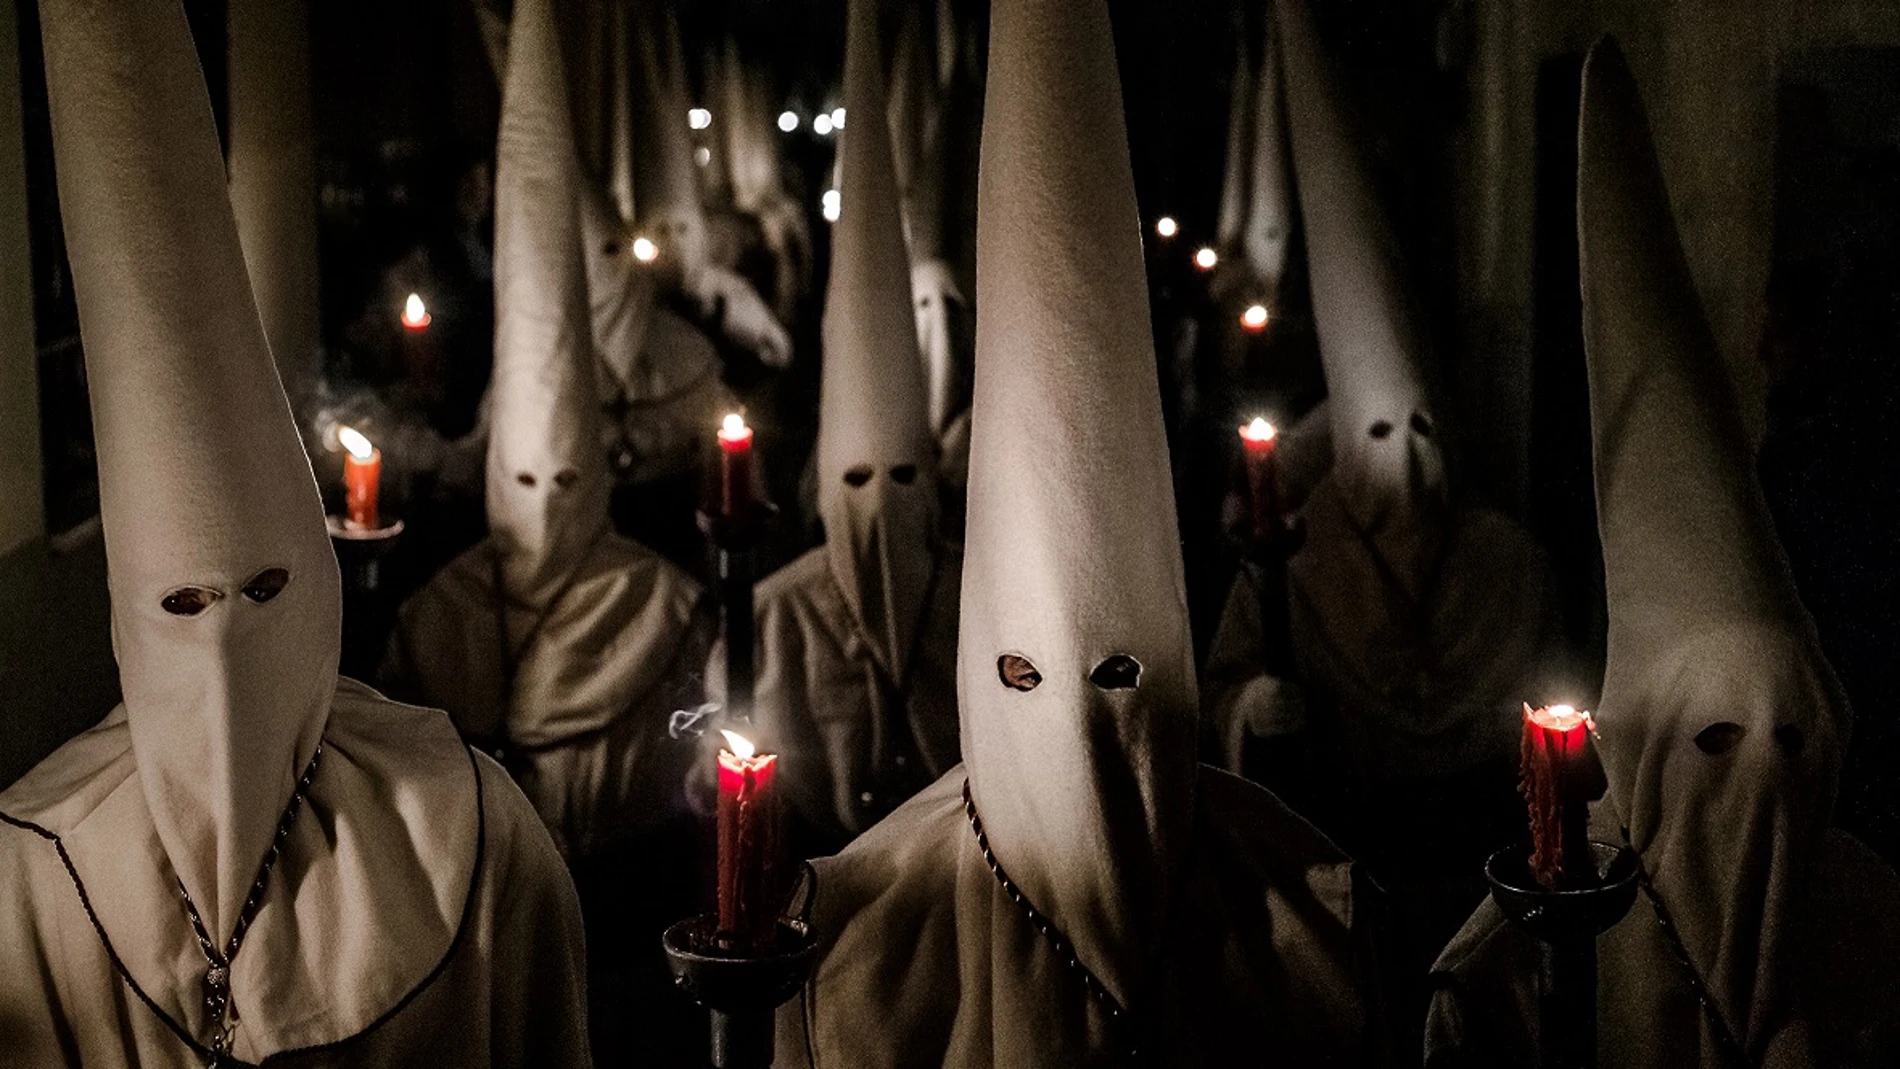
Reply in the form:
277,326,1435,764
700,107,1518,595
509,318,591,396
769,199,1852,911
476,756,595,1068
1201,567,1305,772
0,829,84,1066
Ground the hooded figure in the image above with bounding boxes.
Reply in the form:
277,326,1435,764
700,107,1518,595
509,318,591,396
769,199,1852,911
1253,0,1558,789
1425,41,1900,1069
0,0,589,1062
773,0,1382,1062
890,0,975,491
380,0,712,862
722,35,814,325
741,0,961,850
628,0,793,370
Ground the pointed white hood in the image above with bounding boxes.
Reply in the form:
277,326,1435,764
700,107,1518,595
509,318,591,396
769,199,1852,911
1243,10,1294,304
629,0,708,278
1580,39,1847,1063
962,0,1199,1013
1279,0,1447,593
40,0,339,943
819,0,940,687
1215,30,1256,252
490,0,611,611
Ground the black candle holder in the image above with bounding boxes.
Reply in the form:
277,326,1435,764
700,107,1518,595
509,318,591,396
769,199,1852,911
662,914,817,1069
699,502,776,724
325,516,404,679
1485,840,1639,1069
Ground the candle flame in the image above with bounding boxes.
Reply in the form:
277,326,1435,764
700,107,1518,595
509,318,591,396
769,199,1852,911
338,426,374,461
1195,247,1219,270
1525,702,1594,732
1155,216,1178,238
688,107,712,130
1241,304,1269,331
1240,417,1276,443
778,110,800,133
402,292,428,327
821,189,842,223
719,730,756,760
721,413,748,437
813,113,834,136
631,236,659,262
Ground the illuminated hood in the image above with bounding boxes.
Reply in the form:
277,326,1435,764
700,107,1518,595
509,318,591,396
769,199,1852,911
819,0,940,686
489,0,611,610
40,0,340,943
1279,0,1447,591
961,0,1199,1013
1580,39,1847,1063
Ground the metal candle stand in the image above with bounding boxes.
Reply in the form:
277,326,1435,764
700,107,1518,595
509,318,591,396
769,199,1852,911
702,503,773,724
1485,841,1639,1069
662,915,816,1068
325,516,404,679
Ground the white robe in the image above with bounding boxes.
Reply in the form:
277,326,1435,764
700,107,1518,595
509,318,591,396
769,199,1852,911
738,545,962,847
0,679,591,1066
382,533,712,859
774,767,1385,1068
1286,478,1562,781
1425,814,1900,1068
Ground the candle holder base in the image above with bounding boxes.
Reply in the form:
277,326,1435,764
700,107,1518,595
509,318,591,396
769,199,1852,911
1485,841,1639,1069
662,914,817,1069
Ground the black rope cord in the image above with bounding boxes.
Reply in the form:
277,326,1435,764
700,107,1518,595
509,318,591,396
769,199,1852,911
962,778,1142,1063
1623,831,1752,1069
177,744,323,1065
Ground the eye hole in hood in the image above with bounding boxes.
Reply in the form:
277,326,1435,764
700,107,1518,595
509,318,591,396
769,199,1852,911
1089,654,1142,691
161,586,221,617
998,653,1042,692
241,568,291,604
1695,721,1747,756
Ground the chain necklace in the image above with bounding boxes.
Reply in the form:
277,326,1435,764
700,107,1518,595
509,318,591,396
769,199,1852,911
175,744,323,1067
961,779,1143,1064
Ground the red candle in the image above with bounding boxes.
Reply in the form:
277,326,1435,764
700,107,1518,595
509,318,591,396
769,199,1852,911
716,730,779,953
338,426,382,531
1239,417,1281,546
1520,703,1597,890
1240,303,1269,333
400,292,431,331
717,413,754,523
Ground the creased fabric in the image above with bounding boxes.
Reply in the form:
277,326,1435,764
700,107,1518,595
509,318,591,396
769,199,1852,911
0,682,592,1067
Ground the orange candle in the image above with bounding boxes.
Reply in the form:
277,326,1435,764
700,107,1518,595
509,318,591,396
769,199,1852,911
716,730,779,953
1239,417,1280,546
717,413,754,523
1240,303,1269,333
1521,703,1597,890
339,426,382,531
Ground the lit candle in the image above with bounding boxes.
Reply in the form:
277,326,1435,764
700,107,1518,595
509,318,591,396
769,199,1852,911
1521,703,1598,890
716,730,780,953
717,413,754,523
400,292,430,331
338,426,382,531
1195,246,1219,271
1155,216,1178,239
1241,303,1269,332
1239,417,1280,546
631,236,659,263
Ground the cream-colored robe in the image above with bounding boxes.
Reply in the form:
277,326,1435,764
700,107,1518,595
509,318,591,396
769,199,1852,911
381,533,712,859
0,679,591,1066
739,545,962,847
1286,478,1561,781
775,767,1385,1068
1425,814,1900,1068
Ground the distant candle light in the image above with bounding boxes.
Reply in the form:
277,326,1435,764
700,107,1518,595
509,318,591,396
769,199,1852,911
401,292,430,329
822,189,842,223
830,107,846,129
632,236,659,262
778,110,800,133
813,113,834,136
1241,304,1269,331
695,146,712,167
337,426,382,530
1241,417,1276,443
1155,216,1179,238
1194,247,1219,271
688,107,712,130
